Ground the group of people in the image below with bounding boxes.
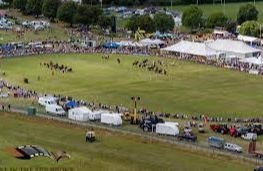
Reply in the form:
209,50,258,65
40,61,73,73
0,79,38,99
132,59,167,75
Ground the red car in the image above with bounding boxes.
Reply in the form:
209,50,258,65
210,124,229,134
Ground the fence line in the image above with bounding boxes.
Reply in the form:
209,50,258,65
8,107,263,165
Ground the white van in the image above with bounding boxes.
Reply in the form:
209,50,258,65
38,96,57,106
45,105,65,116
241,133,257,141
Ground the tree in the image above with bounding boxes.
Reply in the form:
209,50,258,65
237,4,258,25
13,0,27,13
153,13,175,32
57,1,77,26
97,15,112,30
182,6,203,31
225,19,237,34
42,0,61,21
126,15,155,33
25,0,44,17
206,12,227,28
239,21,259,37
74,5,102,26
2,0,13,6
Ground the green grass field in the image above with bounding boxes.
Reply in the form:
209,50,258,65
0,10,69,44
0,112,253,171
1,53,263,117
172,2,263,23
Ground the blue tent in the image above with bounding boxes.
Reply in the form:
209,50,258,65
65,101,78,108
103,42,120,49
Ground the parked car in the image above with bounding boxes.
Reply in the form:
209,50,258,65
250,123,263,135
198,123,205,133
241,133,257,141
210,124,229,134
224,143,242,153
254,166,263,171
208,136,225,149
178,132,197,142
235,126,250,137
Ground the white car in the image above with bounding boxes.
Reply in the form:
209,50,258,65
241,133,257,141
224,143,242,153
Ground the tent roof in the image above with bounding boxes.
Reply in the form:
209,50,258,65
237,35,260,43
162,40,218,57
139,38,165,45
206,39,261,54
239,57,263,65
70,106,92,113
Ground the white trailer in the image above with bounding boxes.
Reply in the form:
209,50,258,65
68,106,92,122
100,113,122,126
156,122,179,136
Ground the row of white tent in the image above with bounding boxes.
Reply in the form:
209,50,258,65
162,39,261,59
69,106,180,135
68,106,122,126
38,97,180,134
118,38,165,47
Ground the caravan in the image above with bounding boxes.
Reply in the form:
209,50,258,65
68,107,92,122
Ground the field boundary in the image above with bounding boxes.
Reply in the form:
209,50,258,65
7,107,263,165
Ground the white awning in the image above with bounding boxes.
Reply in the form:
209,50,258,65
162,40,218,57
237,35,260,43
206,39,261,55
239,57,263,65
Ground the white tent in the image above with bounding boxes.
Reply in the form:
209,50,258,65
139,38,165,46
68,106,92,122
89,110,103,121
101,113,122,126
118,40,133,47
161,40,219,58
213,29,230,37
156,122,179,136
239,57,263,65
206,39,261,58
237,35,260,45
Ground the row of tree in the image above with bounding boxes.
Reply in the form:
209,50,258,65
7,0,263,7
182,3,259,36
6,0,113,29
126,13,175,33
